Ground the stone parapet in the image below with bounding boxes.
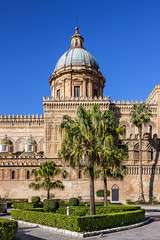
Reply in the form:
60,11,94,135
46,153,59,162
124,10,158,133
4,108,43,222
0,114,44,126
43,96,111,111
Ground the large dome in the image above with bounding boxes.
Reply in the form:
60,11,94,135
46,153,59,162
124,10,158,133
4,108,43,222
54,48,99,72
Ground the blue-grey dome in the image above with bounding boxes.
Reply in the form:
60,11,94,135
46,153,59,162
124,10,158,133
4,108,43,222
54,48,99,72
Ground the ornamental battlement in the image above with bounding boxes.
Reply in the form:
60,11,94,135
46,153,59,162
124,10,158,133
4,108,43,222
112,99,143,104
43,96,111,111
0,114,44,121
43,95,110,101
110,100,157,114
0,114,44,126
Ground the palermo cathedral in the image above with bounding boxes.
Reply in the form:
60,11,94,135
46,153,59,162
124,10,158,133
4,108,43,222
0,27,160,203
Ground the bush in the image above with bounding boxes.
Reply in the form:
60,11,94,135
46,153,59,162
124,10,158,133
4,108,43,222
11,209,145,232
13,202,43,210
0,218,18,240
96,189,110,197
69,198,79,206
43,199,59,213
31,196,40,203
56,205,141,216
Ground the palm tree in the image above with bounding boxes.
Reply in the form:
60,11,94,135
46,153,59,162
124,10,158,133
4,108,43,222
59,105,102,215
97,110,128,206
130,103,151,201
29,161,64,199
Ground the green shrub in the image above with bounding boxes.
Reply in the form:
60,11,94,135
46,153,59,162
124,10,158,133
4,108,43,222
31,196,40,203
69,198,79,206
43,199,59,213
96,189,110,197
13,202,43,210
11,209,145,232
57,205,141,216
0,218,18,240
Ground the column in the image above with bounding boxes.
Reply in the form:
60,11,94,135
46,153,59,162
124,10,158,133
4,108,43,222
83,79,86,98
88,79,93,98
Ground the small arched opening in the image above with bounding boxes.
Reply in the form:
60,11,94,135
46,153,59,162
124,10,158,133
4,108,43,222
12,170,15,180
78,170,82,179
27,170,30,179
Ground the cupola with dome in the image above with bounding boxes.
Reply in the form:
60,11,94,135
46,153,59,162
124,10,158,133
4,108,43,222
49,27,105,99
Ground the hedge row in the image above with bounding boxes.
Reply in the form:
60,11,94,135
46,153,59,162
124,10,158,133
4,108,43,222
59,202,104,207
13,202,43,210
0,218,18,240
56,205,141,216
11,209,145,232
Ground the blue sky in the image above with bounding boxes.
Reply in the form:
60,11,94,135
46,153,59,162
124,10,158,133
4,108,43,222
0,0,160,115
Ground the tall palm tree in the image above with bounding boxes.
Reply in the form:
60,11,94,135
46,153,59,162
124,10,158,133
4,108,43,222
29,161,64,199
59,105,102,215
130,103,151,201
97,110,128,206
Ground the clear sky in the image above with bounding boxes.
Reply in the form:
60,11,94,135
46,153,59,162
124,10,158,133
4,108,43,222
0,0,160,115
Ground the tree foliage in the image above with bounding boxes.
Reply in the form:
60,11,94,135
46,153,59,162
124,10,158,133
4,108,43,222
29,161,64,199
130,103,151,201
59,105,104,215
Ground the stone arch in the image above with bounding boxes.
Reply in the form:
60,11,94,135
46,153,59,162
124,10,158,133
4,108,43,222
8,137,15,152
119,120,130,128
15,138,25,152
38,138,44,152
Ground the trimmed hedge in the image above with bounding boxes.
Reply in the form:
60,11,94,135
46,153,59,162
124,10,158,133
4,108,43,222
69,198,79,206
0,218,18,240
13,202,43,210
31,196,40,203
43,199,59,213
96,189,110,197
11,209,145,232
56,205,141,216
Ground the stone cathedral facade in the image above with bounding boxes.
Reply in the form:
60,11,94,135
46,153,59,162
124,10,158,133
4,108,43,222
0,27,160,203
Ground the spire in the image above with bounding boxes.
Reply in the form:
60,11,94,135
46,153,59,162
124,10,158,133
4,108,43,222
70,26,84,49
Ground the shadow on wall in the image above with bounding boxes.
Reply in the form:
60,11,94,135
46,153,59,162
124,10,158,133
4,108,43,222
149,134,160,202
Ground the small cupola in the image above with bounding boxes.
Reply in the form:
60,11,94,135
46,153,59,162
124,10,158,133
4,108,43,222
0,135,13,153
25,136,37,152
70,26,84,49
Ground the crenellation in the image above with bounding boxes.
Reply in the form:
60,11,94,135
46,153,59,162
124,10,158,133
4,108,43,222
0,114,44,125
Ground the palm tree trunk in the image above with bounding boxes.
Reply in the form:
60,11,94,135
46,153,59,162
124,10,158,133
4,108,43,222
89,167,95,215
138,126,144,201
47,189,50,199
104,176,108,206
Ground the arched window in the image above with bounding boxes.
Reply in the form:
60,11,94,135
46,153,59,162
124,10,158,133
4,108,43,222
75,39,78,46
120,125,126,138
78,170,82,179
27,170,30,179
134,144,139,161
111,184,119,202
74,86,80,97
149,125,152,138
148,147,154,161
12,170,15,180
